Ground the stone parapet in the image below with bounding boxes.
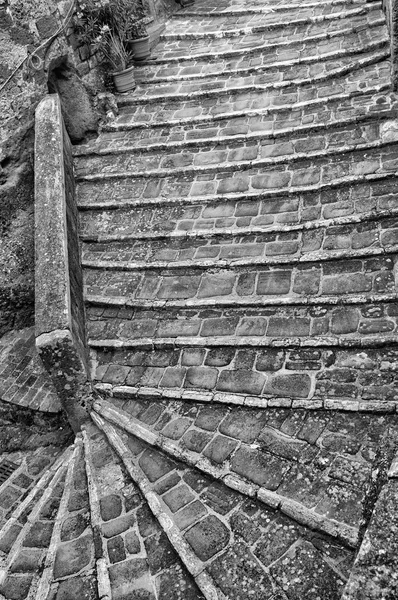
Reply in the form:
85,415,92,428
35,93,90,431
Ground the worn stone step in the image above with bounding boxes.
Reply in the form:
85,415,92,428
172,0,377,17
76,144,398,214
103,56,390,133
91,341,398,412
74,119,395,179
86,297,398,347
77,175,398,242
118,38,388,106
32,438,89,600
151,9,383,63
92,409,355,599
93,396,392,546
75,85,394,159
82,419,206,600
164,1,379,39
80,214,398,271
166,0,377,34
136,29,387,85
0,446,73,600
83,251,397,307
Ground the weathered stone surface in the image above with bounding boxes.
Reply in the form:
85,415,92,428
184,515,230,561
270,540,345,599
53,535,93,579
208,542,273,598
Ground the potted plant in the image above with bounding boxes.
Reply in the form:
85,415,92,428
74,0,149,92
126,18,150,63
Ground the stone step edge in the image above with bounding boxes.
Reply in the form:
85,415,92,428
34,437,83,600
118,39,388,101
94,382,398,415
135,33,386,85
172,0,378,18
81,242,398,273
106,56,390,131
92,398,360,548
79,208,398,245
0,447,73,551
88,332,398,352
82,427,113,600
0,446,74,585
76,136,396,183
85,291,398,311
156,6,379,55
74,106,394,158
90,410,224,600
77,171,397,210
161,5,380,40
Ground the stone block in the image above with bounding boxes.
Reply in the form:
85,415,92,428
257,271,291,295
265,373,312,398
184,366,218,390
203,435,239,464
216,370,266,395
184,515,230,561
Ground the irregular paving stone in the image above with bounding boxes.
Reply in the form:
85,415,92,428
125,531,141,554
102,513,136,538
0,574,33,600
219,408,267,443
231,446,290,490
156,563,204,600
203,434,239,464
100,494,123,521
184,515,230,562
161,417,192,440
55,574,99,600
60,513,89,542
162,484,195,513
23,521,54,548
53,535,93,579
139,449,176,482
107,535,127,564
254,517,301,567
208,541,274,599
108,558,150,598
269,540,345,599
10,548,43,573
144,532,178,574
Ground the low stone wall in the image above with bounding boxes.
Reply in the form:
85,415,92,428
35,93,91,432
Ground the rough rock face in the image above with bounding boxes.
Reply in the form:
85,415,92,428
0,0,97,338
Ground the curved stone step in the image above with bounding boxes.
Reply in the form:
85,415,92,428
32,437,90,600
92,409,355,599
0,445,73,600
173,0,377,17
150,10,384,64
77,175,398,245
82,419,206,600
80,213,398,273
74,88,396,159
90,330,398,412
93,396,392,546
100,57,390,136
75,119,396,181
163,2,379,41
117,40,388,108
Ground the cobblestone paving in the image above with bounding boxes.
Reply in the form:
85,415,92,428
0,328,61,413
71,0,398,597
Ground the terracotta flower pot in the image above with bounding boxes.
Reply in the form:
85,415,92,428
112,64,136,93
129,35,151,62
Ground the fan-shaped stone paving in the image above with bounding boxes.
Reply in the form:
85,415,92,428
5,0,398,598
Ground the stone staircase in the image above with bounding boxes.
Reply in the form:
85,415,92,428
2,0,398,597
